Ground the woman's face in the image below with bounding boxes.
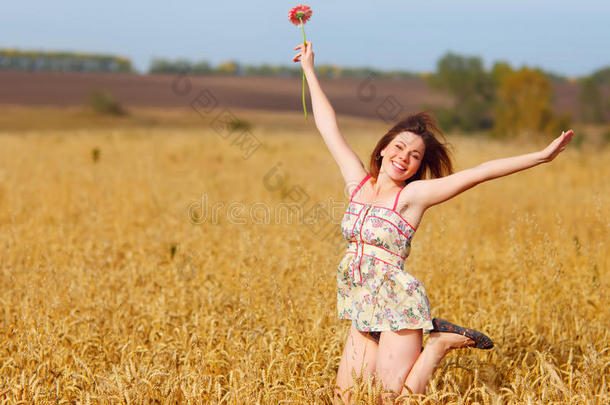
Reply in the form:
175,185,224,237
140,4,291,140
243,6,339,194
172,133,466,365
380,131,425,182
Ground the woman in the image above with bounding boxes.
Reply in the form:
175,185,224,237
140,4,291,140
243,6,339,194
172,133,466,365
292,41,573,403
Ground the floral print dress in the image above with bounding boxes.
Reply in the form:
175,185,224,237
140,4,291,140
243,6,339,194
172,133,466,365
337,173,434,333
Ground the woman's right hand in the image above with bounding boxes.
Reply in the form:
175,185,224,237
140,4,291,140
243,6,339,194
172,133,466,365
293,41,315,73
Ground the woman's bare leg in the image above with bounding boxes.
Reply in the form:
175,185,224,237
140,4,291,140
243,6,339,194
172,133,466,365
400,332,475,395
374,329,422,401
334,324,379,405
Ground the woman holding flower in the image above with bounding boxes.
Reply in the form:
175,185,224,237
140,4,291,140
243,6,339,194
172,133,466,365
291,40,573,403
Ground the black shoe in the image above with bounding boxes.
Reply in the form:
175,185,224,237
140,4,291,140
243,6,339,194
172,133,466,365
431,318,494,350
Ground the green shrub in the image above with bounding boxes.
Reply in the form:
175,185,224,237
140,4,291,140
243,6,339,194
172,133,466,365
87,90,127,116
228,118,252,132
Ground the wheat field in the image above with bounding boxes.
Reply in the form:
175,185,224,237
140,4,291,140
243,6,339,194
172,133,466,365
0,108,608,404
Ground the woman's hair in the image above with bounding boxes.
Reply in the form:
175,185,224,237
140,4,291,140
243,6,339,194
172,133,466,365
368,111,454,184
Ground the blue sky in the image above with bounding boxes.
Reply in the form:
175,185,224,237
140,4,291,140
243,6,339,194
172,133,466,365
2,1,609,76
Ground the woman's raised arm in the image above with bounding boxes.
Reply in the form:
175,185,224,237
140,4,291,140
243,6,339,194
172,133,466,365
293,42,367,189
408,130,574,210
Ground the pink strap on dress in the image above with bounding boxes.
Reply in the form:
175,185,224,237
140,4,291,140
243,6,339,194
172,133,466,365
392,186,405,211
350,174,371,201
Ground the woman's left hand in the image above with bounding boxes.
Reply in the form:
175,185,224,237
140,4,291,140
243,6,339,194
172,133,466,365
539,129,574,163
293,41,315,74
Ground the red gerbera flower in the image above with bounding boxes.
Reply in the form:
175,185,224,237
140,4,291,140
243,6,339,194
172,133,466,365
288,4,312,26
288,4,313,120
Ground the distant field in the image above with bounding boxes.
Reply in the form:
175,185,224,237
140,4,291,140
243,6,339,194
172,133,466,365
0,71,586,120
0,107,607,403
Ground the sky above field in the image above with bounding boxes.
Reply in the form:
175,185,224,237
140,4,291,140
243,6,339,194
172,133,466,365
2,0,609,77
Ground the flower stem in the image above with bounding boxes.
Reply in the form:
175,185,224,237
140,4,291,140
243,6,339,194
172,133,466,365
300,19,307,120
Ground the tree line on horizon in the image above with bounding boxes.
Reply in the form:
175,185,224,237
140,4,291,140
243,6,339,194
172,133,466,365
148,58,419,80
0,49,132,73
147,56,610,84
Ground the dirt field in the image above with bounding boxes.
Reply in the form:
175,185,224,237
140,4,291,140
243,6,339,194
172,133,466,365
0,71,583,120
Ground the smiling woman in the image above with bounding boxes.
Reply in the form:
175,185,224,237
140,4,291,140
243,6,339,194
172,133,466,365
292,39,574,403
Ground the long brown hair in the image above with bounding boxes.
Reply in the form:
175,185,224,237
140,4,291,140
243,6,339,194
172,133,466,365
369,111,454,184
